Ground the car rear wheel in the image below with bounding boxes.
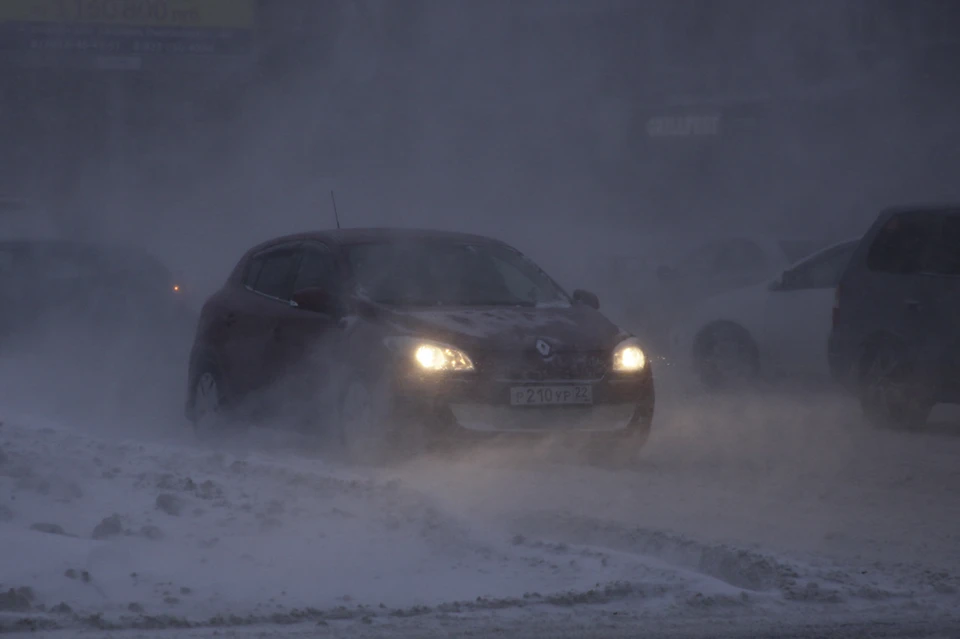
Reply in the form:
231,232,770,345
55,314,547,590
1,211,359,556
859,346,933,431
693,323,760,390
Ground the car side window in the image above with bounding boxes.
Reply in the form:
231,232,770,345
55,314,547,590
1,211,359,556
244,256,264,289
920,214,960,276
292,243,339,293
866,213,936,274
247,247,299,301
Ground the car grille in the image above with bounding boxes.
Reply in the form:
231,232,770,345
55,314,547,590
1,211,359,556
476,350,609,382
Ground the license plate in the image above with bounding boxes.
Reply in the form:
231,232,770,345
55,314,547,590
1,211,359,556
510,385,593,406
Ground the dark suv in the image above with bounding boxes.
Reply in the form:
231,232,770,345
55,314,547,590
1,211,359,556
185,228,655,463
828,205,960,428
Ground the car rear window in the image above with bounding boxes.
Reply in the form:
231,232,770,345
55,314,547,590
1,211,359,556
866,213,936,274
865,211,960,276
922,214,960,276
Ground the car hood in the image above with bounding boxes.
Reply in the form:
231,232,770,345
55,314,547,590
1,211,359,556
378,304,630,353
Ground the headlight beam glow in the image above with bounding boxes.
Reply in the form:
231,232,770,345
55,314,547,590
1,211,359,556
613,342,646,372
412,342,474,372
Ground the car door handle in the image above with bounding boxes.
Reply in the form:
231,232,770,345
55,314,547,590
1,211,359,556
222,313,237,326
904,299,921,311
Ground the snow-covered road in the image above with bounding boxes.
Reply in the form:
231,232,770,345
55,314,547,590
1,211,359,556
2,381,959,636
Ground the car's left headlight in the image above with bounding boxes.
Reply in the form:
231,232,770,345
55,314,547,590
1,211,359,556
384,337,475,372
612,338,646,373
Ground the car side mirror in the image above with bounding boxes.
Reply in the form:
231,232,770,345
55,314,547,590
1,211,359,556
572,288,600,310
291,287,341,315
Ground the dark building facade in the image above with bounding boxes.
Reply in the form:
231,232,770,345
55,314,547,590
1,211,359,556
1,0,957,236
620,0,960,234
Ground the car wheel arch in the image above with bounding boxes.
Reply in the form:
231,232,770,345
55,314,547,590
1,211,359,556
188,347,231,402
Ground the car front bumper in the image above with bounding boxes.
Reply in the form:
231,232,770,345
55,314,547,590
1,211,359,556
385,366,655,444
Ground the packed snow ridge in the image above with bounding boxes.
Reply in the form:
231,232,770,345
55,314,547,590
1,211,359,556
0,416,956,633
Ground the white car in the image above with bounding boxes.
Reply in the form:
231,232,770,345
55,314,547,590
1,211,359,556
654,235,827,300
669,238,860,388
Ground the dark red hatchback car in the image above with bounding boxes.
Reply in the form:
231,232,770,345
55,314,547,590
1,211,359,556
185,228,655,462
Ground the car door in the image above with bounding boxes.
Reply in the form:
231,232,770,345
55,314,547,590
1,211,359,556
221,243,302,398
860,211,941,370
762,242,858,378
262,240,345,391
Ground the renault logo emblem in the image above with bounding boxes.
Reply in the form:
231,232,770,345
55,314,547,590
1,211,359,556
536,339,551,357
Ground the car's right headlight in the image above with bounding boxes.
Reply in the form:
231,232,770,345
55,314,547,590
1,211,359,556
612,338,646,373
383,337,475,373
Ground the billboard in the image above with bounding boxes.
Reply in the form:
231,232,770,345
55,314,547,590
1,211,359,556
0,0,256,70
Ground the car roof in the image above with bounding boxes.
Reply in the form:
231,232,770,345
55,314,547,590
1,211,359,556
247,227,510,254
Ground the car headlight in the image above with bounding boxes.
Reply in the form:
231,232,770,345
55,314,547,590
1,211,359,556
384,337,475,372
612,338,646,372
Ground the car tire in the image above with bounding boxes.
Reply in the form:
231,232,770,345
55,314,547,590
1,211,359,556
693,322,760,391
858,344,933,431
337,374,425,466
187,362,231,439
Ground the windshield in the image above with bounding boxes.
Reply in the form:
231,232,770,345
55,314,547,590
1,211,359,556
345,240,570,307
